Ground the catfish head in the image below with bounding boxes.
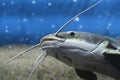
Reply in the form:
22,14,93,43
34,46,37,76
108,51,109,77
41,31,99,66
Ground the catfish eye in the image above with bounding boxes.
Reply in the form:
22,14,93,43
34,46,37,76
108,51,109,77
69,31,75,36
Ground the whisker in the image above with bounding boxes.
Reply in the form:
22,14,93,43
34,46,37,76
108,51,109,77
28,46,54,80
55,0,103,36
37,46,54,51
7,44,40,64
27,52,47,80
7,45,54,64
32,51,45,68
33,45,55,63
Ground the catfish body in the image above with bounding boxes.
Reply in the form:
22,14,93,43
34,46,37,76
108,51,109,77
41,31,120,80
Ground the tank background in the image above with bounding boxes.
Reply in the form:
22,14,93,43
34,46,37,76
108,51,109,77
0,0,120,46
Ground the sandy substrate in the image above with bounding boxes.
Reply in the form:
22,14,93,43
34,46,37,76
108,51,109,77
0,45,114,80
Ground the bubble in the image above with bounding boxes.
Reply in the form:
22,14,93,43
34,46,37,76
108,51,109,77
5,25,9,29
98,15,102,18
2,2,6,6
10,1,14,5
32,0,36,4
74,17,80,22
106,26,110,30
5,29,9,33
23,18,28,22
40,19,44,22
73,0,77,2
97,20,101,24
51,24,55,28
79,25,83,29
48,2,52,6
25,37,29,41
108,23,112,27
17,19,21,22
32,12,35,16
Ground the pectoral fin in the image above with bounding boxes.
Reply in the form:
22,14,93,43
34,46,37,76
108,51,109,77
75,69,97,80
103,52,120,72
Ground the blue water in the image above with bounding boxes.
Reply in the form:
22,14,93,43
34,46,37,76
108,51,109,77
0,0,120,46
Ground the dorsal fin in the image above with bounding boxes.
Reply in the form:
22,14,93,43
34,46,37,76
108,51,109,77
103,52,120,72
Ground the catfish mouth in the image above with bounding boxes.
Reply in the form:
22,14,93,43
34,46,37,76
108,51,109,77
40,35,65,46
